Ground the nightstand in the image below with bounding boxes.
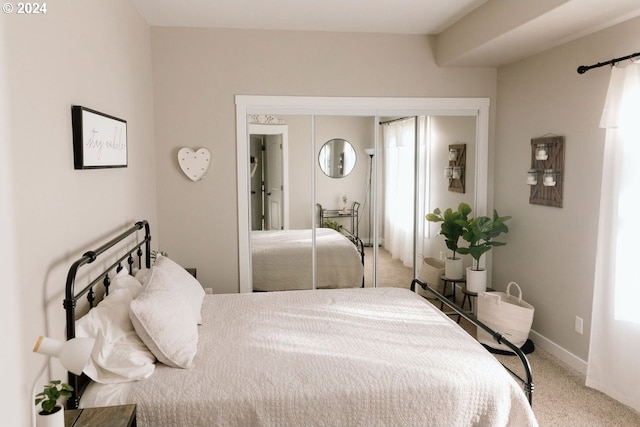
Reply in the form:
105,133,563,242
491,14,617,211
64,404,136,427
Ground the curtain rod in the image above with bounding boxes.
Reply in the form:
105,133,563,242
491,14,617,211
577,51,640,74
379,116,415,125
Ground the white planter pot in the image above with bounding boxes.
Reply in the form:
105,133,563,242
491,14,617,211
466,267,487,293
444,257,464,280
36,406,65,427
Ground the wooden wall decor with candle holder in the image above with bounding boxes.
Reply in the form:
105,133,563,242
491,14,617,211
447,143,466,193
528,135,564,208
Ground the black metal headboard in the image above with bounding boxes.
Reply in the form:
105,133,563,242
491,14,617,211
64,220,151,409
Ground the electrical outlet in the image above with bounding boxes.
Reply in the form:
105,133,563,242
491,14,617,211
575,316,584,334
205,287,213,294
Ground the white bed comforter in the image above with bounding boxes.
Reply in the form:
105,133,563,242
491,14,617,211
82,288,537,427
251,228,364,291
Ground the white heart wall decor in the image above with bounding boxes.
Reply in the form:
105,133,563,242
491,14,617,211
178,147,211,182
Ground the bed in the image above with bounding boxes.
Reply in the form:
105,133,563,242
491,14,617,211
64,221,537,427
251,227,364,291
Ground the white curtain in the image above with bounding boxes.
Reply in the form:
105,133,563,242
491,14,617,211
382,117,428,267
586,63,640,412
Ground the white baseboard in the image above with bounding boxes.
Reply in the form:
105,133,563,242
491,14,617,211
529,329,588,375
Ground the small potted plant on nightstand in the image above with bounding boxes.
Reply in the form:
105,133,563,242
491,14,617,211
35,380,73,427
426,202,472,280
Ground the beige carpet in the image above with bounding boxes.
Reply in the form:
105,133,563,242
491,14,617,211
362,246,414,289
364,246,640,427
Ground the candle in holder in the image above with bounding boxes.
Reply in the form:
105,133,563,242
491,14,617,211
452,167,462,179
543,171,556,186
536,145,548,160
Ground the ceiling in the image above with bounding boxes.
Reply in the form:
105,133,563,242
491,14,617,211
130,0,640,67
130,0,487,34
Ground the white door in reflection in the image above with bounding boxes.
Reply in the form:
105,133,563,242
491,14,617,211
264,134,284,230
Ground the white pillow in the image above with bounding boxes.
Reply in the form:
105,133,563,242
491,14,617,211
76,269,156,383
111,267,143,297
135,267,152,288
151,255,205,324
129,267,199,368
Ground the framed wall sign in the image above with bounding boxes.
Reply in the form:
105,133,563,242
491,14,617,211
72,106,127,169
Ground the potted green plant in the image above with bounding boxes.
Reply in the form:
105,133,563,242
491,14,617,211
150,250,168,263
458,209,511,292
35,380,73,427
322,219,342,232
426,202,472,279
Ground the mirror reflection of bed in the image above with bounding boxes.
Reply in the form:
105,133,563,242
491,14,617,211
248,119,364,291
249,116,371,291
251,227,364,291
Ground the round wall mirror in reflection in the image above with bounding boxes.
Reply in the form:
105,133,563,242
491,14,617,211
318,138,356,178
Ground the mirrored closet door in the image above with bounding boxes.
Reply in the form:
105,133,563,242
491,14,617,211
236,96,489,294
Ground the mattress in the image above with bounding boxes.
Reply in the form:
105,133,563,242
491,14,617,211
81,288,537,427
251,228,363,291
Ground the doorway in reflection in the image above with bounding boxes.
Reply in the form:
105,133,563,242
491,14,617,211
249,123,289,232
250,133,285,231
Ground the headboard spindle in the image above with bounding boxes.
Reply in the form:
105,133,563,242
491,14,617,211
103,275,111,297
87,287,95,308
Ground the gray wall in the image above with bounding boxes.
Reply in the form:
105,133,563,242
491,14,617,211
1,2,158,422
0,12,26,426
150,27,498,294
494,15,640,364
